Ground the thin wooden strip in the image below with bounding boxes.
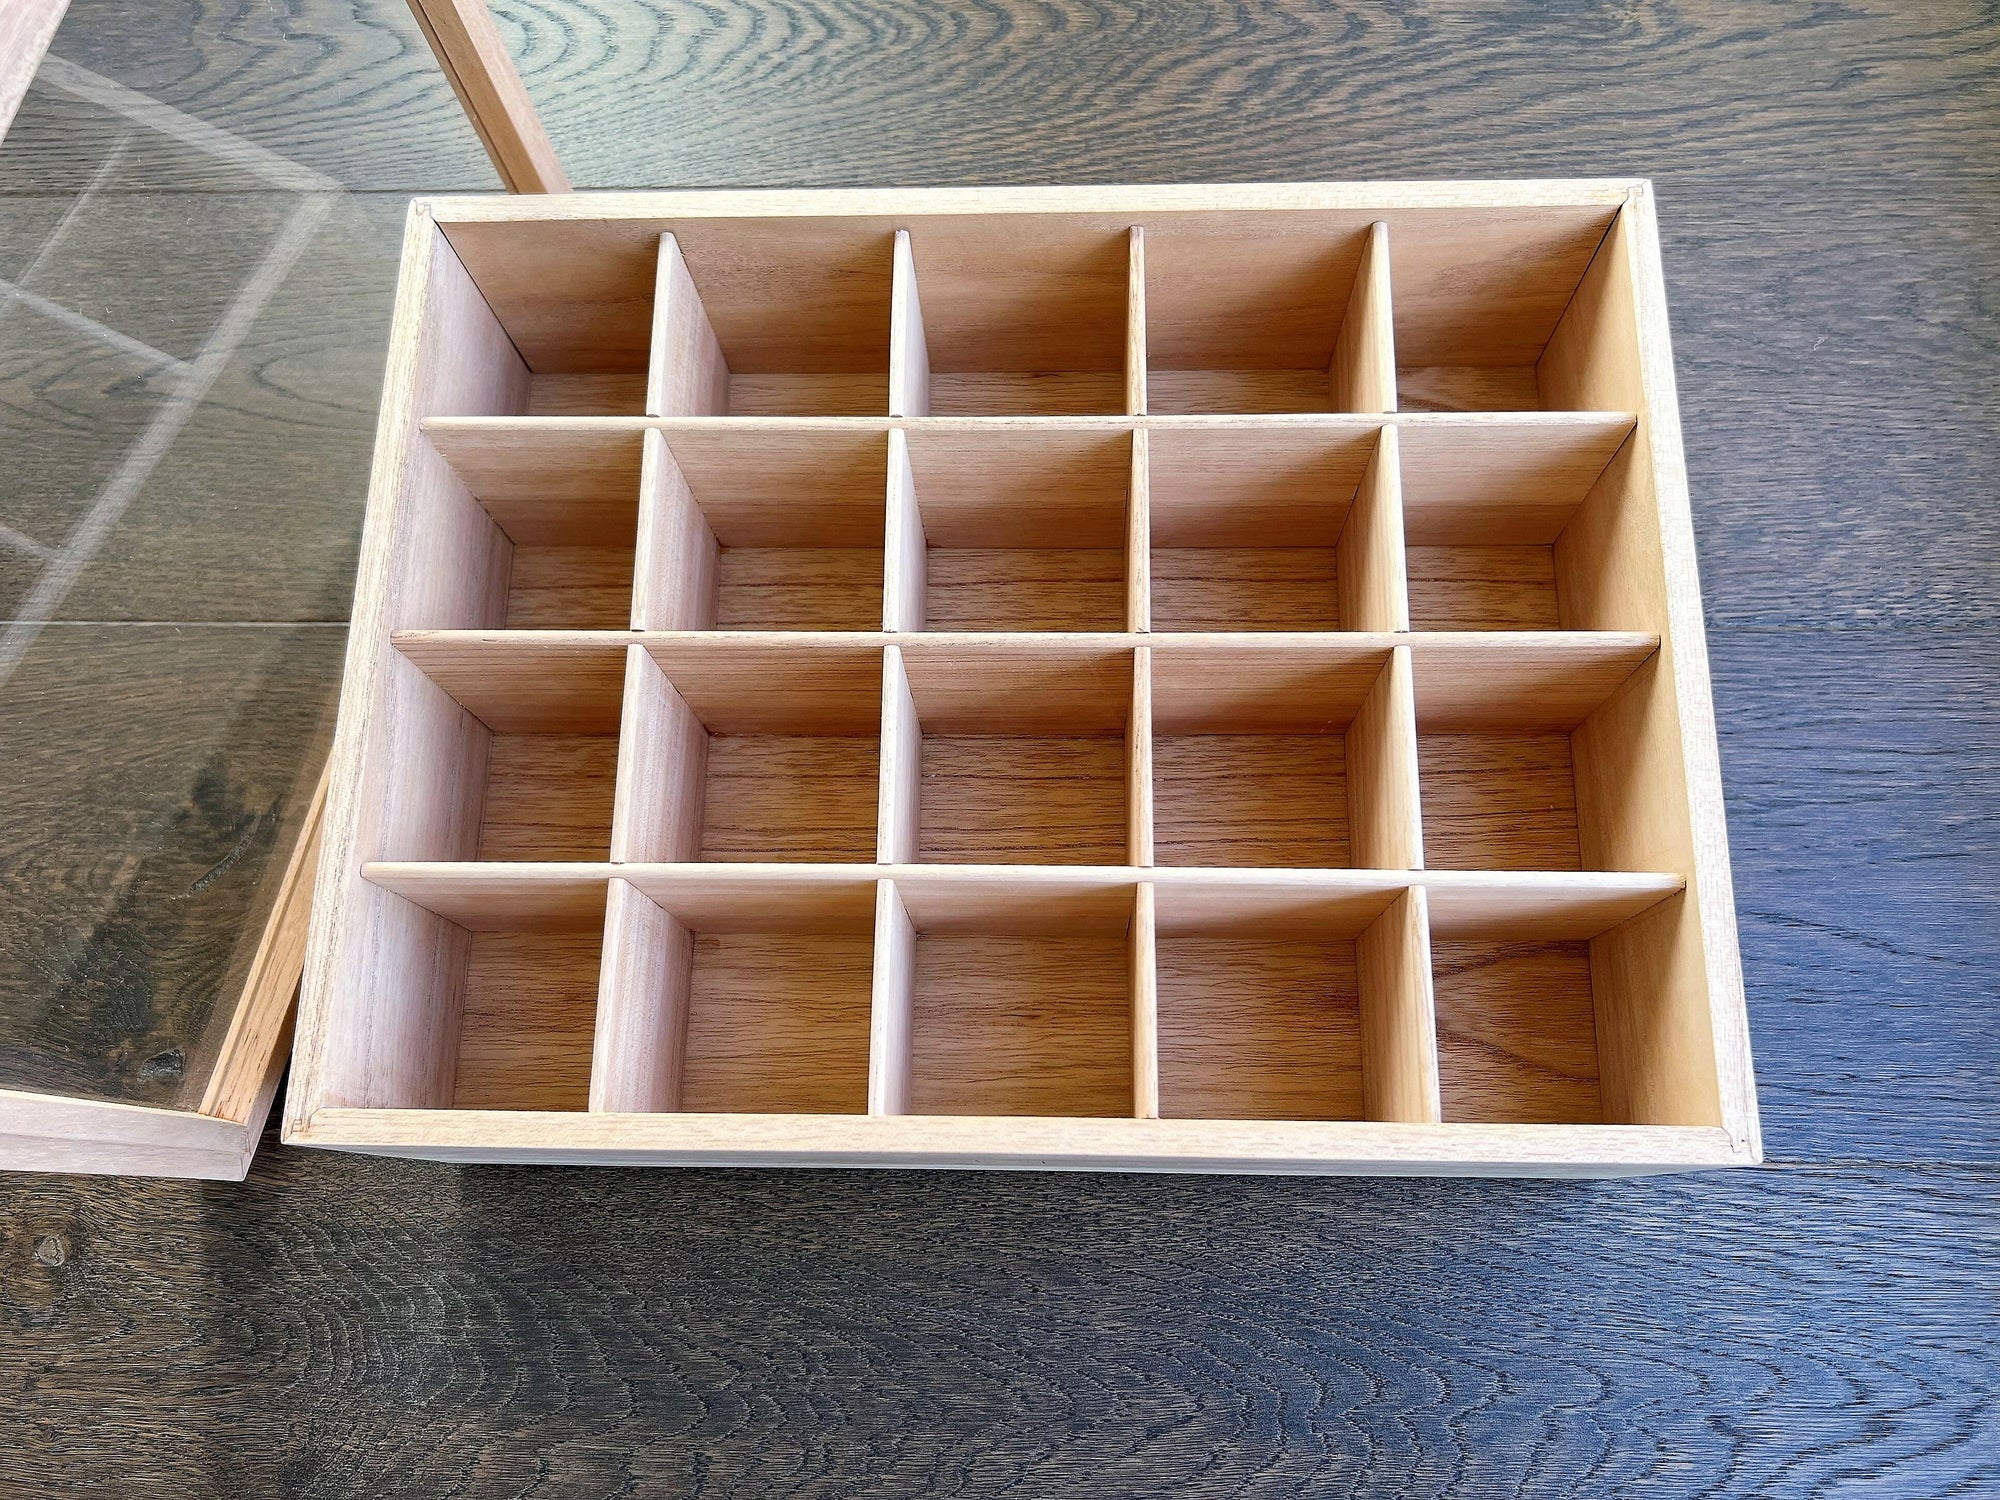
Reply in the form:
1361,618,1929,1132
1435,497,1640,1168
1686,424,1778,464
1357,886,1441,1123
647,233,730,417
1126,428,1151,630
1127,645,1154,865
1345,645,1423,870
868,880,917,1115
1334,424,1409,631
632,427,719,629
1130,882,1160,1119
882,430,927,629
589,879,689,1112
888,230,932,418
403,0,568,194
1331,221,1397,413
1125,225,1148,416
876,645,922,863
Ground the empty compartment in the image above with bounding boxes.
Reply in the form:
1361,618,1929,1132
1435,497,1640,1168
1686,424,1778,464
1398,417,1633,630
646,228,893,416
634,426,889,630
403,424,645,628
1145,423,1396,631
893,426,1137,631
615,640,884,864
334,873,612,1111
895,223,1134,415
1150,642,1420,869
892,642,1140,865
376,638,628,862
875,875,1142,1117
1410,635,1660,872
592,875,877,1114
1424,872,1710,1127
1144,221,1395,415
1389,203,1622,411
1152,881,1436,1121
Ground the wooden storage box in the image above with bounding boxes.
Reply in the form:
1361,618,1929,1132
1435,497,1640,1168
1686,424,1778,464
290,182,1759,1175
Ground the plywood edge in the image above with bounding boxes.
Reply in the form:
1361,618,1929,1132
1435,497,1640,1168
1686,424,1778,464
0,1089,255,1181
423,180,1646,227
1618,186,1761,1162
293,1108,1743,1175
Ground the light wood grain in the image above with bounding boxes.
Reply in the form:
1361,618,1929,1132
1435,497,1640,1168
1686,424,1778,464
909,934,1132,1116
402,0,565,193
1129,881,1158,1119
293,185,1750,1176
453,928,599,1109
867,879,917,1115
1432,938,1602,1125
647,233,730,417
1334,426,1410,633
1157,936,1363,1121
589,879,691,1112
1357,887,1441,1123
1330,221,1396,413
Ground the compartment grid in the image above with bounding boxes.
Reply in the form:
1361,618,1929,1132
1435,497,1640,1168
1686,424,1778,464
307,191,1748,1169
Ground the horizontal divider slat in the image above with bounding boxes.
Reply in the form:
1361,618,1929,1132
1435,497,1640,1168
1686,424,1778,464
360,860,1683,939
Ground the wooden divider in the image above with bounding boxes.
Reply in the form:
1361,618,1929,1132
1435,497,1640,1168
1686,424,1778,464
1331,221,1397,413
297,192,1751,1169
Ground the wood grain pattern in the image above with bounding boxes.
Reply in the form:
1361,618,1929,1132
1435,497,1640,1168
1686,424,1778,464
909,934,1132,1116
1156,937,1363,1120
1153,736,1348,869
680,932,873,1113
7,0,1997,1486
917,736,1128,866
1418,733,1581,872
1432,939,1603,1125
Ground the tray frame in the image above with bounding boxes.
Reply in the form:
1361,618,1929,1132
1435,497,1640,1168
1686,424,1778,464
289,181,1759,1176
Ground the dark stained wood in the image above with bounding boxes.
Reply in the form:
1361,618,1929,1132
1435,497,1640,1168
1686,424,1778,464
0,0,1994,1491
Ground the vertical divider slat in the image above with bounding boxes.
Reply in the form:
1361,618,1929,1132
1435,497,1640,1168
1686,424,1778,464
1345,644,1424,870
1330,220,1397,414
590,877,692,1113
882,429,928,630
1125,428,1151,631
647,232,730,417
1130,881,1159,1119
631,428,720,630
1125,225,1148,416
1335,424,1410,632
888,229,932,418
1127,644,1154,866
610,644,708,863
868,878,917,1115
877,644,922,863
1356,883,1441,1122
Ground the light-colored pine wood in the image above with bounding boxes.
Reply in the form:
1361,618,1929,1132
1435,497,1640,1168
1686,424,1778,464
610,645,707,863
1345,647,1423,869
288,185,1755,1179
403,0,569,194
1125,428,1151,630
1334,425,1410,632
888,229,931,418
589,880,690,1112
1125,226,1148,416
648,233,730,415
1130,882,1159,1118
1356,887,1441,1123
882,430,927,629
1331,221,1397,413
1126,646,1154,866
632,429,718,629
867,879,917,1114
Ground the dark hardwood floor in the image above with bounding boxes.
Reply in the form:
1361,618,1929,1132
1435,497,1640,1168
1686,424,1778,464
0,1,1994,1494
